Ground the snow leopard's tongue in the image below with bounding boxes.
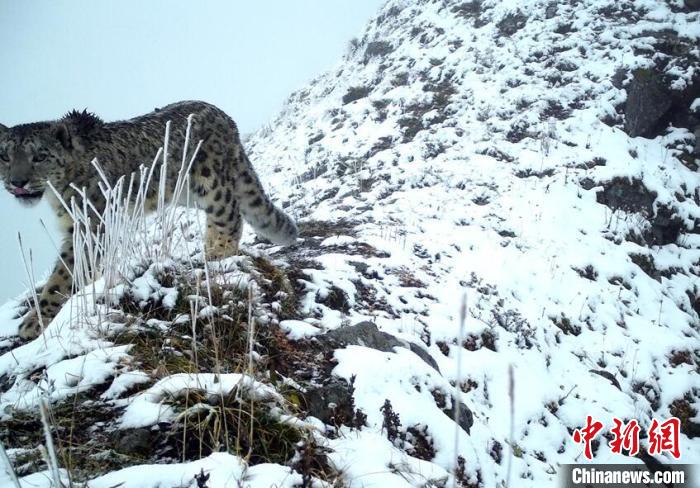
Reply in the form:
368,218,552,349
11,187,36,197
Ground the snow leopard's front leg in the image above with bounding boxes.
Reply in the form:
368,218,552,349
18,239,74,339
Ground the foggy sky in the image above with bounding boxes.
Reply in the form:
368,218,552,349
0,0,385,300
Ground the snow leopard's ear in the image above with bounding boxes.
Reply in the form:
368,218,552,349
54,123,73,150
0,123,6,132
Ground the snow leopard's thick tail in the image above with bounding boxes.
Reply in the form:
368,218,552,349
237,154,298,246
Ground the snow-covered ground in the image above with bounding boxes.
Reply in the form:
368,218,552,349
1,0,699,486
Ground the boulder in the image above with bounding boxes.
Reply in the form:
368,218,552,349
596,178,683,245
624,69,672,138
321,321,440,373
684,0,700,12
113,428,153,456
304,377,356,426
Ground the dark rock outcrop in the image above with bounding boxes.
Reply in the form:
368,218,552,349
342,86,372,105
304,377,357,426
497,10,527,36
320,321,440,373
596,178,683,245
624,69,672,138
622,30,700,144
113,428,153,456
299,322,472,430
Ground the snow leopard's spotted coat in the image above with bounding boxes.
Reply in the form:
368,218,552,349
0,101,297,339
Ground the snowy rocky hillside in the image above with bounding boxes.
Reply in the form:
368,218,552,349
1,0,700,487
247,0,700,483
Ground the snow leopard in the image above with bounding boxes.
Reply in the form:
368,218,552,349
0,101,298,339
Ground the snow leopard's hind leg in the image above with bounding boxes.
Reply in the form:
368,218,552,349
190,109,297,257
191,144,244,259
204,199,243,259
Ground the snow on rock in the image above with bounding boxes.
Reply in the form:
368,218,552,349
87,452,303,488
119,372,283,429
11,469,69,488
279,319,322,339
102,370,152,400
334,345,471,466
1,345,131,414
327,430,452,487
0,292,128,417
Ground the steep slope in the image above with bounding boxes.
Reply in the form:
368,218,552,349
245,0,700,484
1,0,699,486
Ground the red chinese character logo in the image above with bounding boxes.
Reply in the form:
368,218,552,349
572,415,604,460
648,417,681,459
609,418,640,455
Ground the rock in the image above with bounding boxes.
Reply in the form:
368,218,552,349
624,68,672,138
622,30,700,140
364,41,393,61
445,399,474,434
452,1,489,27
114,428,153,456
596,177,656,215
300,321,444,427
579,177,596,191
496,11,527,36
596,177,683,245
304,377,356,426
589,369,622,391
545,2,558,19
611,68,628,89
686,0,700,11
321,321,440,372
300,323,447,428
453,1,481,20
348,261,380,280
408,343,441,373
342,86,372,105
431,388,474,434
323,321,402,350
316,285,351,313
648,206,684,245
307,132,324,145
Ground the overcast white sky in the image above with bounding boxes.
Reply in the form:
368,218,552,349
0,0,385,300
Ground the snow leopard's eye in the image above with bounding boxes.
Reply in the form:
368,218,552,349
32,154,47,163
0,152,9,163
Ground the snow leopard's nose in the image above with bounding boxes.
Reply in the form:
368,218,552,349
10,178,28,188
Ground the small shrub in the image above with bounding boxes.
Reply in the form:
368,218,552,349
398,116,423,142
406,425,436,460
364,41,393,61
380,399,403,444
392,72,409,86
551,314,581,336
670,396,700,437
342,86,371,105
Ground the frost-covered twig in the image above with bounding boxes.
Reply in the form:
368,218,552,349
247,284,256,375
452,292,466,488
506,364,514,488
0,440,21,488
39,398,63,487
17,233,47,344
246,283,257,461
42,116,202,332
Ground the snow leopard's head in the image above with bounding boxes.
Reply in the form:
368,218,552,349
0,119,84,207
